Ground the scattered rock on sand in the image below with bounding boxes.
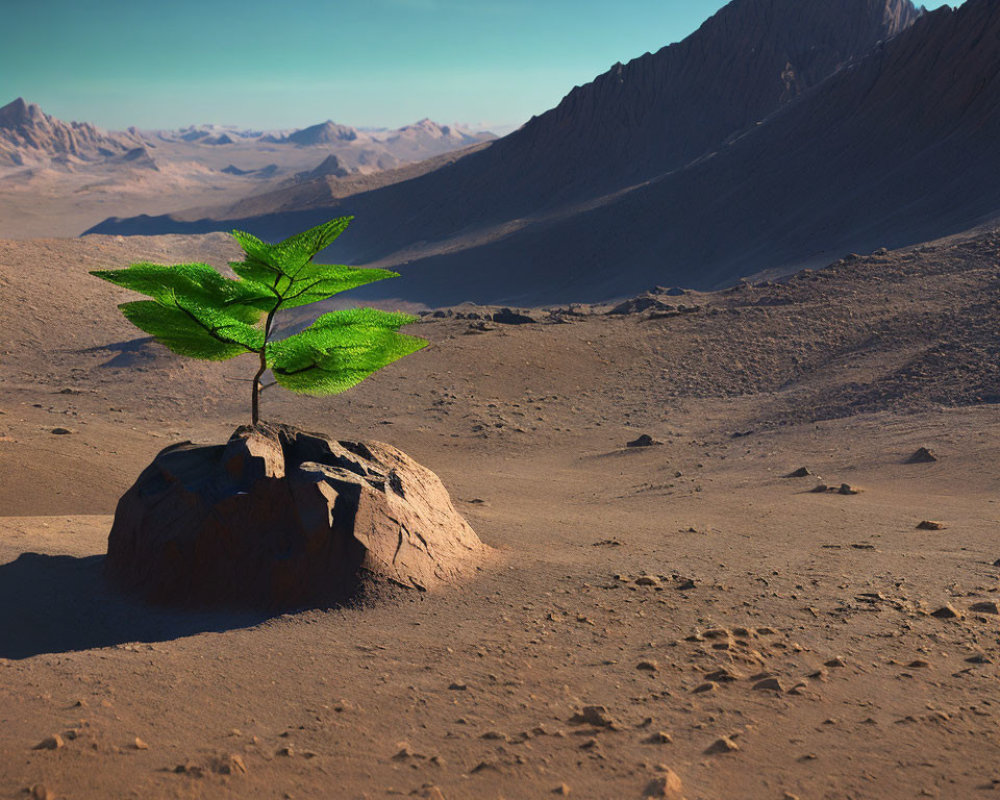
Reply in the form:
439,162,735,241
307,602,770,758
627,434,662,448
784,467,812,478
906,447,938,463
705,736,739,754
31,786,55,800
970,601,999,615
810,483,861,495
607,296,676,315
643,769,684,798
32,735,64,750
50,427,73,435
705,668,741,683
917,520,946,530
491,307,535,325
570,705,616,728
216,753,248,774
104,422,485,609
930,605,962,620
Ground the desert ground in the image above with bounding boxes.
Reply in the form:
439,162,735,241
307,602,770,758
1,230,998,799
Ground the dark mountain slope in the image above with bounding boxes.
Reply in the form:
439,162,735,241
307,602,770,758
87,0,920,279
374,0,1000,305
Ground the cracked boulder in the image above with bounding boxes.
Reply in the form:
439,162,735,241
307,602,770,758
105,422,485,609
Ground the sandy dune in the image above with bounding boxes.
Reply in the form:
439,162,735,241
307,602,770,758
1,230,997,798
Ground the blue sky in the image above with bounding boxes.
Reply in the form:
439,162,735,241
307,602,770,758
1,0,959,132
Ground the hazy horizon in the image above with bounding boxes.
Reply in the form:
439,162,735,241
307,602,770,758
3,0,959,134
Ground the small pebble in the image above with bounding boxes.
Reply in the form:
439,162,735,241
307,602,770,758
705,736,739,754
33,735,64,751
643,769,683,797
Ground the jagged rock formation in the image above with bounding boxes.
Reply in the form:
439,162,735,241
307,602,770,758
105,422,486,609
296,153,354,181
0,97,144,168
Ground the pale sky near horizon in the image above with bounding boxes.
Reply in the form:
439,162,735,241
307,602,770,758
2,0,959,133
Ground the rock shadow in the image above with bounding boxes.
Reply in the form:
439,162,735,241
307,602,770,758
0,552,268,660
80,336,171,368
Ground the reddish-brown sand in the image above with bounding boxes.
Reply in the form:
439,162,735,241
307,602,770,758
1,230,998,799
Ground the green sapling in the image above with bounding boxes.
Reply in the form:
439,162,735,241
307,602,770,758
92,216,427,425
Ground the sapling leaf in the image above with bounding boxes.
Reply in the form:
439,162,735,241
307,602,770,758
267,308,425,394
93,262,274,322
273,217,353,273
268,328,427,395
119,299,264,360
230,217,354,281
278,263,401,309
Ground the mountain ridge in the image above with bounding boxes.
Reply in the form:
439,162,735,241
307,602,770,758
84,0,947,305
0,97,145,168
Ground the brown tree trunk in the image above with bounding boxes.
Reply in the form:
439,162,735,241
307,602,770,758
251,350,267,426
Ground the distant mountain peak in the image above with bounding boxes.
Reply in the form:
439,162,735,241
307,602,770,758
296,153,353,181
0,98,144,168
0,97,42,128
285,121,361,145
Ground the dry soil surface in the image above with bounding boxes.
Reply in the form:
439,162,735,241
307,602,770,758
0,231,998,799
